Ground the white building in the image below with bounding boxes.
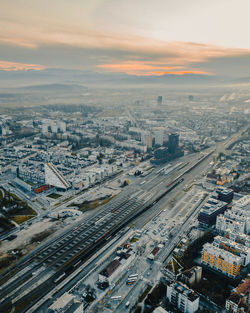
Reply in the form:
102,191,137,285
48,292,83,313
58,121,66,132
216,203,250,235
42,123,49,134
213,236,250,266
234,194,250,211
154,131,164,146
115,140,147,153
166,281,199,313
216,214,246,235
216,195,250,235
51,123,58,133
45,162,71,190
224,232,250,248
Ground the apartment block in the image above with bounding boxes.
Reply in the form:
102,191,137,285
216,214,246,235
166,281,199,313
213,236,250,266
225,277,250,313
224,232,250,248
201,243,241,278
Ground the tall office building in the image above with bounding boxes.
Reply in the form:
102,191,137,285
168,133,179,154
157,96,163,105
141,132,152,149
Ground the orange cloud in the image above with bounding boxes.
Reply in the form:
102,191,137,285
1,19,250,76
0,60,45,71
96,61,211,76
152,70,210,76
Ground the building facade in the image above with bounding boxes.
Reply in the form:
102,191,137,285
167,281,199,313
198,197,228,228
213,236,250,266
201,243,241,277
225,277,250,313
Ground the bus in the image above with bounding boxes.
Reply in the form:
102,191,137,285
111,296,121,301
128,274,138,279
126,278,137,285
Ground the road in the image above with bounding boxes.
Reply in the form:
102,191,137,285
0,124,248,312
0,152,206,312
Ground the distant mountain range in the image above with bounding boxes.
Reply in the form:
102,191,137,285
0,68,250,88
16,83,88,93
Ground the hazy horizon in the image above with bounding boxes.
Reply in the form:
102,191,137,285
1,0,250,85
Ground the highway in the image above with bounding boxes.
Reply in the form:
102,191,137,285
0,125,248,313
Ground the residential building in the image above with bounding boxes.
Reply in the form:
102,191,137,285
213,236,250,266
17,165,45,185
166,281,199,313
216,214,246,235
141,131,152,149
225,277,250,313
224,232,250,248
216,199,250,234
154,131,164,146
201,243,241,277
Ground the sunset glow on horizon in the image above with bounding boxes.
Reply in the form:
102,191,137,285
0,60,45,72
1,0,250,77
96,61,211,76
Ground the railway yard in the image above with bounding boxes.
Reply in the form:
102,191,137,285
0,149,215,313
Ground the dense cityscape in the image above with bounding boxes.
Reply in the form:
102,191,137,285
0,88,249,313
0,1,250,312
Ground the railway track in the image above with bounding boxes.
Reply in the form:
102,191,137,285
0,192,145,312
0,157,202,313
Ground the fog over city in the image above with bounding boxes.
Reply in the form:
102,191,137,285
0,1,249,313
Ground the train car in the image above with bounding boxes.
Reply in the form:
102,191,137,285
53,272,66,283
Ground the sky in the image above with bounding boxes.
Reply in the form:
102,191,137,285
1,0,250,77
